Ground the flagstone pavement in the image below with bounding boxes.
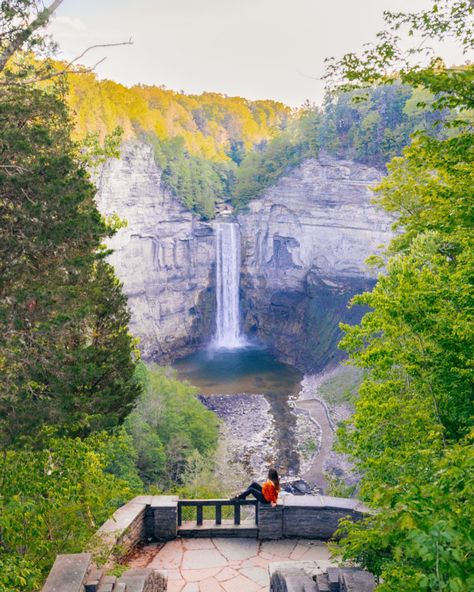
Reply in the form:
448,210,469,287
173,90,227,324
126,537,336,592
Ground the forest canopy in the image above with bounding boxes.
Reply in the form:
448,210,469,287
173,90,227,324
66,71,291,217
66,69,467,215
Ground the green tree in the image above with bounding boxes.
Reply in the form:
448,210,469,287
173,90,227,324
125,366,220,487
0,83,141,447
325,2,474,590
336,132,473,592
0,432,140,592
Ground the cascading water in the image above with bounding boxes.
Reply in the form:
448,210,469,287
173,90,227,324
213,220,246,349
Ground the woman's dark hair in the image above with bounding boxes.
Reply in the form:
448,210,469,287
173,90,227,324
268,468,280,491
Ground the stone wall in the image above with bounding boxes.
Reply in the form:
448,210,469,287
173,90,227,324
41,555,167,592
42,494,370,591
257,495,369,541
90,495,152,562
41,496,170,592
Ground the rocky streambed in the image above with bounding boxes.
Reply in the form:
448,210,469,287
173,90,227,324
198,363,360,493
200,393,319,483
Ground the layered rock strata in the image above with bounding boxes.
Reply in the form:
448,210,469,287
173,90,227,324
95,144,392,369
238,154,393,371
94,142,216,361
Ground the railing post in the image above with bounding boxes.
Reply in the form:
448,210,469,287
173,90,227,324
234,502,241,525
177,503,182,527
216,503,222,525
196,504,203,526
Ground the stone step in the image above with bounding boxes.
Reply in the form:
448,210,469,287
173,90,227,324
42,554,92,592
315,573,331,592
340,571,376,592
84,568,103,592
327,568,341,592
85,570,128,592
97,575,117,592
178,519,258,538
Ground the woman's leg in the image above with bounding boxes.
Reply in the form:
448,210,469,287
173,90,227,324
237,482,262,499
246,487,267,504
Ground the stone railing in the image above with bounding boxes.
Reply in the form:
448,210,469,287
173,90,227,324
41,494,370,591
178,498,258,526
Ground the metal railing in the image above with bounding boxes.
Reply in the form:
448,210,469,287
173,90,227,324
177,499,259,527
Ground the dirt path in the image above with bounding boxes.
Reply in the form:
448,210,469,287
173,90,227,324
294,367,342,492
295,398,334,492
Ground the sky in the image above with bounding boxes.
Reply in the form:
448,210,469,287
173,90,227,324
48,0,467,107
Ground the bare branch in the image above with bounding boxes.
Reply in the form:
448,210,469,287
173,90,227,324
0,39,133,86
62,39,133,69
0,0,64,73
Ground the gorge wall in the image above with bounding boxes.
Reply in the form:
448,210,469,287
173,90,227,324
95,142,216,362
238,154,393,371
95,143,392,370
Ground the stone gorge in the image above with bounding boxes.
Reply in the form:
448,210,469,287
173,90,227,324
239,154,392,370
95,142,392,371
95,142,216,362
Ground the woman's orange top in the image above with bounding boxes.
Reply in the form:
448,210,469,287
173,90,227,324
261,480,279,504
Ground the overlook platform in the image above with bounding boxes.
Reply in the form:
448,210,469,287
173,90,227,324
42,495,375,592
127,536,334,592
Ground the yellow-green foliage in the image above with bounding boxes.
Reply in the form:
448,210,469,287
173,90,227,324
66,71,290,217
67,72,290,162
0,433,140,592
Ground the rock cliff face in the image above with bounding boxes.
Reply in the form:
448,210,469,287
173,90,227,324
95,144,392,370
238,154,393,371
94,142,216,361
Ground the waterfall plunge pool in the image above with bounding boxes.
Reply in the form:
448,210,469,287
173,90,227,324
173,344,304,477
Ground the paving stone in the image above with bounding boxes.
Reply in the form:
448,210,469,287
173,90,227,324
180,567,223,581
198,577,225,592
167,580,185,592
166,569,183,581
148,539,183,569
181,549,227,570
260,539,297,559
182,538,215,550
246,556,268,568
215,567,239,582
241,560,255,568
213,538,259,561
289,542,312,560
240,566,269,587
125,537,342,592
221,574,261,592
298,543,332,561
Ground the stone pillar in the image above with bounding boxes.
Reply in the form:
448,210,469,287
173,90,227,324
258,502,283,540
151,495,178,541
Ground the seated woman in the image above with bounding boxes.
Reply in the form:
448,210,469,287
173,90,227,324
232,468,280,507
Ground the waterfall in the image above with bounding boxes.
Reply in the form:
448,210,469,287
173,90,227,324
213,221,245,349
